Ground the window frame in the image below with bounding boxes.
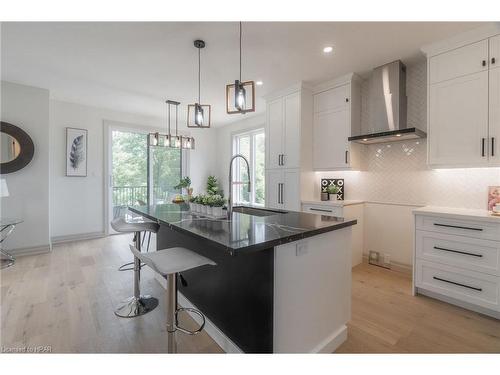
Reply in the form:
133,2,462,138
231,127,265,207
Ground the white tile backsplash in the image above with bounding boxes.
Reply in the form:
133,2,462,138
316,60,500,210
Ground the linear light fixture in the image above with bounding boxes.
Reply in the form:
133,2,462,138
149,100,195,150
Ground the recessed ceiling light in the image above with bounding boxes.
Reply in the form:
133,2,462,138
323,46,333,53
256,81,263,86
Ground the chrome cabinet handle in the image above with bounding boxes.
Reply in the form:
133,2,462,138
277,183,281,204
433,276,482,292
433,246,483,258
309,208,333,213
433,223,483,231
280,183,284,204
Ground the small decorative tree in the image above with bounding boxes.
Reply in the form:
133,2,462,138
206,175,222,196
174,176,193,197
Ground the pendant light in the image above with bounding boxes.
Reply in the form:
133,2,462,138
187,40,211,128
226,22,255,115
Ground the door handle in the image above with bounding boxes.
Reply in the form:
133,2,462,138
481,138,486,157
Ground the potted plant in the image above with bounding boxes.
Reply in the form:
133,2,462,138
206,195,214,216
206,175,222,196
174,176,193,198
327,185,340,201
189,195,197,212
200,195,208,214
211,195,226,218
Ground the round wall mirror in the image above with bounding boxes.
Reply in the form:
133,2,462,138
0,121,35,174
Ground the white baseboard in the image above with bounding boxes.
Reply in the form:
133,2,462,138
154,274,242,353
51,231,106,244
7,244,51,257
312,325,348,353
416,288,500,319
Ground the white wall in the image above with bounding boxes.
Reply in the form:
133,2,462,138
314,60,500,267
50,100,218,240
214,114,266,196
1,81,50,252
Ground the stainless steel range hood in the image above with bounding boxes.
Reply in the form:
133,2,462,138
348,60,426,145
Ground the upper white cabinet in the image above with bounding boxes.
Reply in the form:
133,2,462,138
425,30,500,167
429,40,488,84
264,83,314,210
429,71,489,166
312,74,361,171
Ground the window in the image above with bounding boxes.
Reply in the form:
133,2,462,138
232,128,265,206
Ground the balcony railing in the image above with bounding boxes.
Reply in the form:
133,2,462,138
112,185,174,218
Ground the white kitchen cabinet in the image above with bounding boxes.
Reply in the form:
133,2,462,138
413,207,500,319
267,98,284,169
302,201,364,267
429,39,488,84
264,83,314,212
429,71,489,166
313,108,350,170
425,32,500,168
489,66,500,165
266,169,301,211
489,34,500,70
312,74,361,171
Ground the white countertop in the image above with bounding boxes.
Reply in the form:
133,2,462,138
302,199,364,207
413,206,500,223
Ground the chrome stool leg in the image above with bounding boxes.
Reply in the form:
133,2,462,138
115,231,159,318
165,272,206,353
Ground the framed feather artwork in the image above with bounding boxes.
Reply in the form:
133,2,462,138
66,127,88,177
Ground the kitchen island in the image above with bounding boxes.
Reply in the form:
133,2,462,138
129,203,356,353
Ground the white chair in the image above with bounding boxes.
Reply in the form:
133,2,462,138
129,243,216,353
111,217,160,317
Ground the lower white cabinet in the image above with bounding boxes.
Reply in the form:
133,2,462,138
413,207,500,319
302,201,364,267
266,169,301,211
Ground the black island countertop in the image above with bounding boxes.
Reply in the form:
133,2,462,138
128,203,356,255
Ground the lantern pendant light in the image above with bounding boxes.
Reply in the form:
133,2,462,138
187,40,211,128
226,22,255,115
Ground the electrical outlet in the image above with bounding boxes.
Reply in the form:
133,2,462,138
296,242,308,256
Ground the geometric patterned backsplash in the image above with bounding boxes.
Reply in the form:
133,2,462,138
315,60,500,210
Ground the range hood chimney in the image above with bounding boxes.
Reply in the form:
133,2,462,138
348,60,426,144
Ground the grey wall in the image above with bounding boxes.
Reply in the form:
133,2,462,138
1,81,51,252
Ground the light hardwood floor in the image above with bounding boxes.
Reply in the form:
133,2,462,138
1,234,499,353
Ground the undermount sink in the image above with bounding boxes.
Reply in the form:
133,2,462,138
232,206,287,217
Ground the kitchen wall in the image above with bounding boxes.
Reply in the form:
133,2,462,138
316,60,500,267
1,81,51,253
50,100,217,241
214,114,266,196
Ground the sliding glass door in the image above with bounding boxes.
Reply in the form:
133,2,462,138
108,125,184,233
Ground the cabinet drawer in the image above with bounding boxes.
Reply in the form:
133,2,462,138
415,215,500,241
429,39,488,84
416,230,500,276
302,204,343,217
416,260,500,311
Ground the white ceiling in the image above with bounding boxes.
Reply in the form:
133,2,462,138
1,22,488,126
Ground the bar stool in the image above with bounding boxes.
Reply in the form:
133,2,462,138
111,217,160,318
128,243,216,353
